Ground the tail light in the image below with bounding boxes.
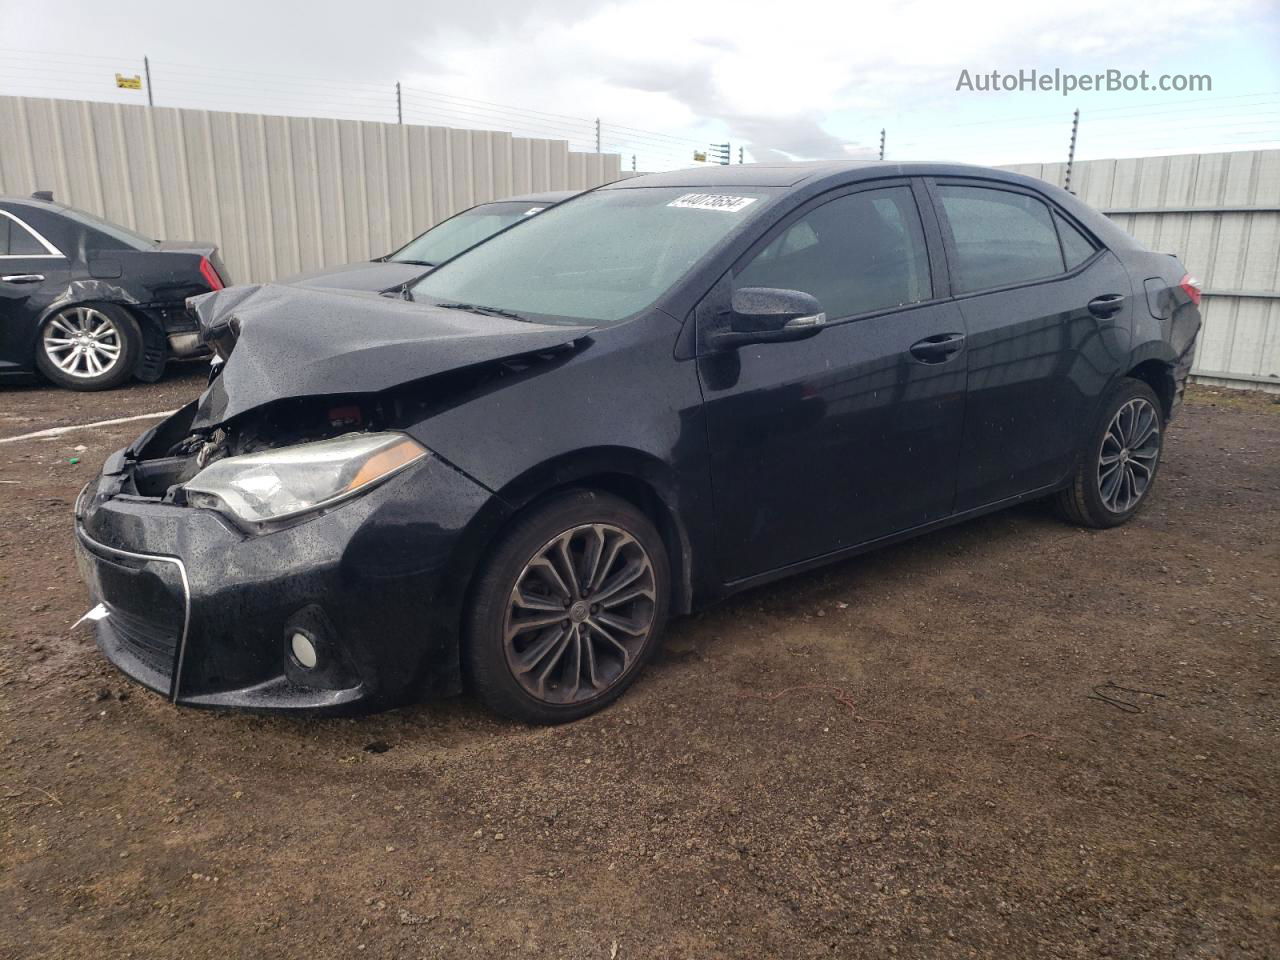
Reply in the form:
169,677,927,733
1179,273,1202,307
198,256,224,291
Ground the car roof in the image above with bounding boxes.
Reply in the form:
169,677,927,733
490,190,580,205
602,160,1047,191
0,196,65,213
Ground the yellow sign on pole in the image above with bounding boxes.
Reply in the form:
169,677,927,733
115,73,143,90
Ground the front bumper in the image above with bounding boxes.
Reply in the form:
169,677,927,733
74,429,497,713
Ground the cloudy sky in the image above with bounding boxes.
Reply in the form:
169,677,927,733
2,0,1278,169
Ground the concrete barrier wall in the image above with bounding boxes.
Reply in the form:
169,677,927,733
0,96,624,285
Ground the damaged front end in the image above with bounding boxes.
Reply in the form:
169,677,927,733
74,282,590,712
73,396,490,712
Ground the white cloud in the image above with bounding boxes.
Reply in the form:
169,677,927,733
404,0,1273,163
4,0,1276,165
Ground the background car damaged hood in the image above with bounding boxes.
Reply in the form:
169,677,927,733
188,283,593,428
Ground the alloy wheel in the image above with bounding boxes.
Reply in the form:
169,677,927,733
503,523,657,705
42,307,124,379
1098,397,1161,513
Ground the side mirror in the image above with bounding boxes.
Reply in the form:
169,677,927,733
708,287,827,350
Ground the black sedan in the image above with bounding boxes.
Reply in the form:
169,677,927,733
283,190,578,293
74,162,1201,723
0,193,228,390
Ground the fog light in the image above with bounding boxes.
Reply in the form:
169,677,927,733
290,631,318,669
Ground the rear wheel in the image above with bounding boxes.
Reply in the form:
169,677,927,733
464,490,670,724
1055,378,1164,528
35,303,141,391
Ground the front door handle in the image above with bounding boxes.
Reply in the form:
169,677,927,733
1088,294,1126,319
909,332,965,364
1,273,45,284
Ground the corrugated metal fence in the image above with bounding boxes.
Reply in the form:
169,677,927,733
1004,151,1280,390
0,96,623,285
1,96,1276,390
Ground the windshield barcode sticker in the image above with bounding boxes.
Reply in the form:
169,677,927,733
668,193,757,213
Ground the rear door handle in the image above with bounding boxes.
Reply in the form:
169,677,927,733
1088,294,1126,319
909,332,965,364
1,273,45,284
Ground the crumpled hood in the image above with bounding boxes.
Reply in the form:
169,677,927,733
187,283,593,429
280,260,430,293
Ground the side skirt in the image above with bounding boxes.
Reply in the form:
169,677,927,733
716,481,1066,600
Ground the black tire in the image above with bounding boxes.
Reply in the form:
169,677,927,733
1055,378,1165,528
34,302,142,391
464,489,670,724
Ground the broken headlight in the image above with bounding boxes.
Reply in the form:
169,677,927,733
184,432,427,529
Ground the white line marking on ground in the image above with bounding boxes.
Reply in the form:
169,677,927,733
0,410,177,445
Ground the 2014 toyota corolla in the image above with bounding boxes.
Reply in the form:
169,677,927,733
73,162,1201,723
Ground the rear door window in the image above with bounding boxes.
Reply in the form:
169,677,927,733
936,185,1066,293
1,213,51,256
736,185,932,320
8,218,47,255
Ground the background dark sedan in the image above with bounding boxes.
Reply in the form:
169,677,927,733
0,193,228,391
284,190,578,293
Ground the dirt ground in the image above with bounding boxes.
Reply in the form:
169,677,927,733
1,370,1277,960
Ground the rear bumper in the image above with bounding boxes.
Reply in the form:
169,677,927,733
75,429,498,713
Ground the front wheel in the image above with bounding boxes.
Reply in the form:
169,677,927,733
464,490,670,724
1055,378,1165,528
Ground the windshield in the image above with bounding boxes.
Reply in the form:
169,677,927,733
56,205,157,250
411,187,776,324
389,201,550,265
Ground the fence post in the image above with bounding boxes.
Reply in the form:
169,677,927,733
1064,109,1079,192
144,56,153,107
396,82,403,124
878,128,885,161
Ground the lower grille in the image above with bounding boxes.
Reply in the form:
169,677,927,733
105,603,180,676
75,527,190,699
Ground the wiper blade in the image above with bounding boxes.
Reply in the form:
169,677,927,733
394,259,435,267
436,302,530,322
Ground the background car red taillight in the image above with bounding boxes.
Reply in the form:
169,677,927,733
199,256,225,291
1179,273,1202,306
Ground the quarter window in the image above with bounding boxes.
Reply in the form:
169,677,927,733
1054,210,1097,270
736,186,932,320
936,185,1066,293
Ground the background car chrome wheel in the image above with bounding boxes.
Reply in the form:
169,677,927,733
35,303,141,391
503,523,656,705
1098,397,1161,513
466,490,670,723
43,307,123,379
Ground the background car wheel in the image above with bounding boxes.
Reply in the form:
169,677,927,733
465,489,670,724
34,303,142,391
1055,377,1165,529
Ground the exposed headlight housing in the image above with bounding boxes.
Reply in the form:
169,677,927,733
184,432,427,530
